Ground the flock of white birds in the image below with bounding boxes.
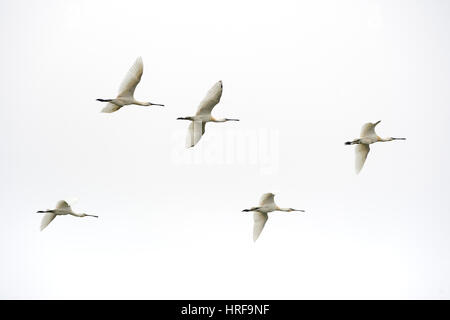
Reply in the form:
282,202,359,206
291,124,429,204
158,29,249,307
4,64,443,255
36,56,406,241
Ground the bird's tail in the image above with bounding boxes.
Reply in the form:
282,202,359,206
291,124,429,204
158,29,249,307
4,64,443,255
345,139,360,145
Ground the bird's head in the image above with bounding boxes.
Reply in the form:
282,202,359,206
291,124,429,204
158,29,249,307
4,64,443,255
81,213,98,218
147,102,164,107
385,137,406,141
288,208,305,212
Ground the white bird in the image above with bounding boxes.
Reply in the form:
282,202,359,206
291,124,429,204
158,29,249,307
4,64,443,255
242,193,305,242
177,81,239,148
37,200,98,231
97,56,164,113
345,120,406,174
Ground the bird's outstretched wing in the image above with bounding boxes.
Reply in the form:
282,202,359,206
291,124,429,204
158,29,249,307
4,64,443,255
355,144,370,174
101,102,122,113
195,81,223,116
186,121,206,148
360,122,377,138
253,212,268,242
56,200,72,211
117,57,144,98
259,193,275,206
40,213,56,231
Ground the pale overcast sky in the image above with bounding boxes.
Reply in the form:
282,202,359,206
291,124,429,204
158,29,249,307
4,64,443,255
1,0,449,299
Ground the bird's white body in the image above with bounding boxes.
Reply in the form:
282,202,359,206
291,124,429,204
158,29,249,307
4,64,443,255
37,200,98,231
177,81,239,148
345,121,406,174
242,193,305,242
98,56,164,113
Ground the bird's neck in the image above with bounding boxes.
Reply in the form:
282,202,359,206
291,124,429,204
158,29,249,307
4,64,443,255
134,100,151,106
70,212,84,217
211,117,227,123
377,136,393,142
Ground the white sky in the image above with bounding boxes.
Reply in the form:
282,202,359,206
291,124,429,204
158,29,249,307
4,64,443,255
1,0,449,299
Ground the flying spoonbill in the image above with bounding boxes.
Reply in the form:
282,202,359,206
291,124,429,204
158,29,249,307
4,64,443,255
242,193,305,242
37,200,98,231
97,56,164,113
177,81,239,148
345,120,406,174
